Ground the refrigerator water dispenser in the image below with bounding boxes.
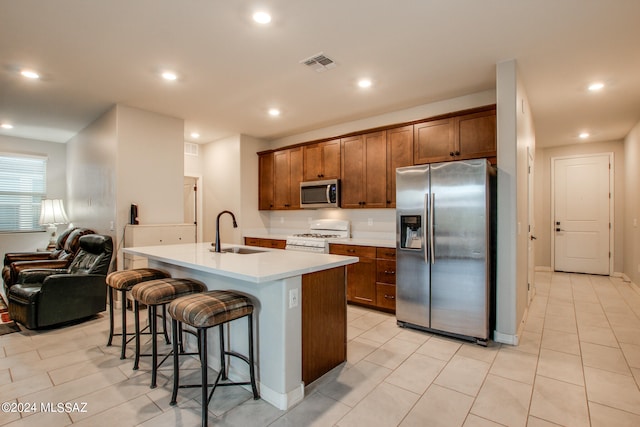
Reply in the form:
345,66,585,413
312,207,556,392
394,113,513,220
400,215,422,249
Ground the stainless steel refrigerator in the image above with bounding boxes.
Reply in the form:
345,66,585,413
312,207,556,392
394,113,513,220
395,159,496,344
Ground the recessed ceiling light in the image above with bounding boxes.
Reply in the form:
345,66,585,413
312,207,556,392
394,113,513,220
358,78,372,89
161,71,178,81
20,69,40,79
1,123,14,129
253,11,271,24
268,108,280,117
190,132,200,139
588,82,604,91
579,132,590,139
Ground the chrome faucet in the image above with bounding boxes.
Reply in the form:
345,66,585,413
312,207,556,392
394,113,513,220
214,210,238,252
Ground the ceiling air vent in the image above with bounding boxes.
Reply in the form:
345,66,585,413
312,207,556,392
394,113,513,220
300,52,337,72
184,142,199,156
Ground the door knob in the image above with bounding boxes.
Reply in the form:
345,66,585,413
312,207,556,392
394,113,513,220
530,235,537,240
555,228,564,232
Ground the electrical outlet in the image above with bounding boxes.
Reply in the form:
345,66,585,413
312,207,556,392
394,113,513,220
280,217,284,224
289,288,299,308
368,218,373,226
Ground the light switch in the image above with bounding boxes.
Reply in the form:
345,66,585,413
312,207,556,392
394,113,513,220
289,288,299,308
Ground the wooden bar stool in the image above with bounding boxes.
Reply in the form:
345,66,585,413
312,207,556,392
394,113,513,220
106,268,171,359
167,290,259,427
131,277,207,388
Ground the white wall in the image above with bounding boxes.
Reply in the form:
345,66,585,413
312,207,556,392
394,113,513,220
494,59,533,344
624,120,640,285
201,135,242,244
116,105,184,228
534,140,625,272
271,90,496,149
67,104,184,269
66,107,117,237
239,134,271,234
0,135,67,256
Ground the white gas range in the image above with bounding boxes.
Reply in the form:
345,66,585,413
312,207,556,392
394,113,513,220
285,219,350,253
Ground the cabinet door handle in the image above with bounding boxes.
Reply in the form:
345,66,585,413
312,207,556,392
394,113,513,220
347,249,356,253
384,294,395,300
455,151,460,156
384,270,395,274
450,151,455,156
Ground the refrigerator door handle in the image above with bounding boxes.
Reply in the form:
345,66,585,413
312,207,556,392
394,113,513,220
424,193,429,264
430,192,435,264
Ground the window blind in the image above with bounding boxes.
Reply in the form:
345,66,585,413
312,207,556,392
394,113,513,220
0,153,47,232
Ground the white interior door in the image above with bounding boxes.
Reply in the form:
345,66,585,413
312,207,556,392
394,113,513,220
552,154,611,275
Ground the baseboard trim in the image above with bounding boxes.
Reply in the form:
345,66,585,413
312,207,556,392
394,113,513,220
493,330,519,346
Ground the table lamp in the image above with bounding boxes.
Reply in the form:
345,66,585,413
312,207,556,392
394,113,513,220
39,199,70,249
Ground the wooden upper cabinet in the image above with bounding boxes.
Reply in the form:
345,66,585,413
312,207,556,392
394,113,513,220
386,125,414,207
258,152,274,210
414,118,455,164
414,108,496,164
341,131,387,209
454,109,497,160
257,105,496,210
273,147,302,210
340,135,365,208
290,148,303,208
303,139,340,181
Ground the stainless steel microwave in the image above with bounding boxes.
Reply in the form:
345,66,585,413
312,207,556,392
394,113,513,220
300,179,340,208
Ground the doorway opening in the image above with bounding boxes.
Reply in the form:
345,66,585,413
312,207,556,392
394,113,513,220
183,176,202,243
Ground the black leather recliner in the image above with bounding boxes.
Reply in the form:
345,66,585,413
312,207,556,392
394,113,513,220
2,227,95,293
8,234,113,329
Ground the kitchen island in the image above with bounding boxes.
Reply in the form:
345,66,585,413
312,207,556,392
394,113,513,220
122,242,358,410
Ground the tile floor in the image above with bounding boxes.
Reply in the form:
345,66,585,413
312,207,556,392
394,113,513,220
1,271,640,426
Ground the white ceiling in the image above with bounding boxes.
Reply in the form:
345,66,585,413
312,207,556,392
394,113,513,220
1,0,639,148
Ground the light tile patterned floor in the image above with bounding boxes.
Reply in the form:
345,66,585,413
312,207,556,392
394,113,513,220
1,272,640,426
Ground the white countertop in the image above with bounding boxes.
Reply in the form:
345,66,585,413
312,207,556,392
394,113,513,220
123,242,359,283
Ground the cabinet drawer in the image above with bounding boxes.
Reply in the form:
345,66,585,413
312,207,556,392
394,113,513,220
376,259,396,284
376,247,396,260
329,244,376,258
376,284,396,311
260,238,286,249
244,237,261,246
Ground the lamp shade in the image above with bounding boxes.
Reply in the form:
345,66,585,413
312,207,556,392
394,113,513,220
39,199,70,225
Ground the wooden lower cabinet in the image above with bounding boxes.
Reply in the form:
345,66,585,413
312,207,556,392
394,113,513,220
329,244,396,312
375,247,396,312
302,267,346,385
244,237,286,249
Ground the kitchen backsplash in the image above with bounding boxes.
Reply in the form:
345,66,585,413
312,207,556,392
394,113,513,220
259,208,396,240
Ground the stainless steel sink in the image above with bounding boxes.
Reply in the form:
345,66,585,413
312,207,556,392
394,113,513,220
210,247,266,254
